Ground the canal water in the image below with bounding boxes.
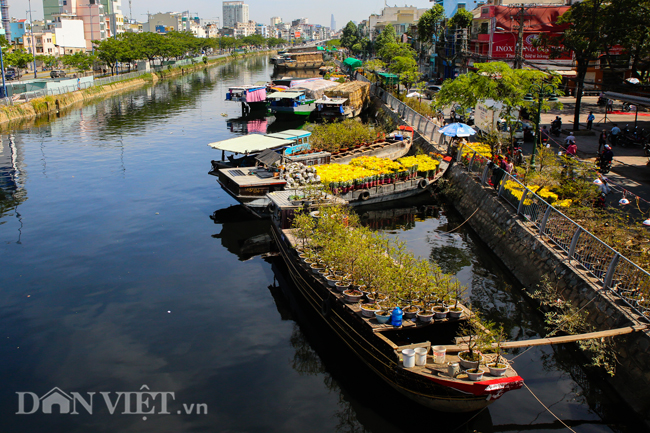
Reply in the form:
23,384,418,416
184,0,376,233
0,57,646,433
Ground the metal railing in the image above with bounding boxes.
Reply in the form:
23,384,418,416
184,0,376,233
368,83,650,321
455,140,650,321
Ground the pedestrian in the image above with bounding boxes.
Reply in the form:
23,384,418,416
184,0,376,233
610,124,621,146
598,129,608,153
504,157,514,174
606,99,613,113
491,155,506,189
77,77,81,91
587,111,595,130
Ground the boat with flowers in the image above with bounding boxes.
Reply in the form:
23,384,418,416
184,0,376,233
267,201,524,412
211,128,422,216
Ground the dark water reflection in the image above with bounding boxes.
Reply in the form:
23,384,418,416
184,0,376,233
0,57,646,433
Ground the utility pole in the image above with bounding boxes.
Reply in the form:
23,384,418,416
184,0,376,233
514,6,526,69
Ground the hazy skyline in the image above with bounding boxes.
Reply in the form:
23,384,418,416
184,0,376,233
9,0,434,29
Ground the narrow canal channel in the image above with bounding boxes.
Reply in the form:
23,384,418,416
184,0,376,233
0,56,646,433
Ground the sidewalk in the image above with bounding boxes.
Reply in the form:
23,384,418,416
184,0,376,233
526,96,650,203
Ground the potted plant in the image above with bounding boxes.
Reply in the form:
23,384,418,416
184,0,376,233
359,302,381,318
417,308,434,323
457,308,493,370
466,368,485,381
343,288,364,303
449,282,465,319
487,325,508,377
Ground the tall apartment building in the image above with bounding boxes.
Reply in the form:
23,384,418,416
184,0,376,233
222,1,248,28
270,16,281,26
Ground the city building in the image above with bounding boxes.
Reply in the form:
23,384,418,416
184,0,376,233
9,19,26,45
25,30,57,54
222,1,248,28
331,14,335,32
145,12,182,33
255,23,268,38
51,14,87,54
468,5,571,70
0,0,9,41
270,16,281,26
368,5,427,40
234,20,255,37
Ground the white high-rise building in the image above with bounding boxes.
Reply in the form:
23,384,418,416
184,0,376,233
270,16,281,26
222,1,249,28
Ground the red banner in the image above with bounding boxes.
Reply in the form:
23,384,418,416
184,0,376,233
491,33,572,61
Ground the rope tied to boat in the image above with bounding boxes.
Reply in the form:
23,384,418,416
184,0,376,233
445,207,480,234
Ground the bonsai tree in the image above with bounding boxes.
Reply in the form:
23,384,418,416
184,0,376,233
457,307,495,364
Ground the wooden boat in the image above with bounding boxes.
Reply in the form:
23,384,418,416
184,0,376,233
208,129,312,172
315,97,355,121
267,201,524,412
225,85,268,115
212,131,416,216
267,90,317,118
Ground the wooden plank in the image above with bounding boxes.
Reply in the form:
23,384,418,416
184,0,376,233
443,325,647,353
396,341,431,352
374,330,399,350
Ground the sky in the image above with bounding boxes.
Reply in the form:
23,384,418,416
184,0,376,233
8,0,435,30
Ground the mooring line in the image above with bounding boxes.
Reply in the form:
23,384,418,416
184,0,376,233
523,383,578,433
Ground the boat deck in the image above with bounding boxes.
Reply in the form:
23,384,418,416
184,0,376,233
280,229,522,388
220,167,287,188
268,190,346,208
331,139,410,164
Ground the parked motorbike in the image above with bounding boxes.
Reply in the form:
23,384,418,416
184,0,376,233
619,124,649,147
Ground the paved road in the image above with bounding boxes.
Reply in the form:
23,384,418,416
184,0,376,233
522,96,650,204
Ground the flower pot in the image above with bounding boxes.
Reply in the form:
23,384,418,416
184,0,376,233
326,275,341,287
402,307,419,320
343,289,364,304
448,307,463,319
335,281,350,292
488,362,508,377
417,310,434,323
466,368,485,381
433,306,449,320
360,303,380,318
375,311,391,324
310,263,325,274
458,351,483,370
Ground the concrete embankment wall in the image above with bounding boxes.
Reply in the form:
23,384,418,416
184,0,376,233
0,51,275,128
372,94,650,425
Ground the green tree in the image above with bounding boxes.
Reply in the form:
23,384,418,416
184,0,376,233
536,0,607,130
374,25,397,57
340,21,359,49
6,50,34,70
448,8,473,29
435,62,561,153
94,37,123,75
417,5,445,46
388,55,420,93
62,52,96,72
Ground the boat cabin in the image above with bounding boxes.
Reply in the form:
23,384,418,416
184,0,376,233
225,85,267,104
208,129,312,172
315,97,350,120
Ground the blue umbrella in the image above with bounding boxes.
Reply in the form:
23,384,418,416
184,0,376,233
439,122,476,137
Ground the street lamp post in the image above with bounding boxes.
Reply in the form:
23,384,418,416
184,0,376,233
0,44,7,98
524,82,559,167
27,0,37,78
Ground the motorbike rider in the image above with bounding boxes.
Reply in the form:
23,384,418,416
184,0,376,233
600,144,614,166
610,124,621,146
540,125,550,144
551,116,562,135
598,129,608,153
565,132,576,146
